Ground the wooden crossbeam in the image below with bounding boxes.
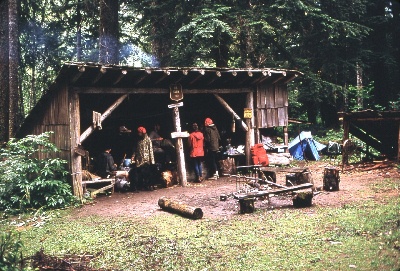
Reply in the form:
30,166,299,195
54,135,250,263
233,183,313,200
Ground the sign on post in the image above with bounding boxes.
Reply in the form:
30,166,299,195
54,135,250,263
171,131,190,138
244,108,253,119
170,84,183,101
168,102,183,108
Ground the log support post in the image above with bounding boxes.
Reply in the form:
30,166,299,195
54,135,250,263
245,92,255,165
69,90,83,200
284,126,289,153
170,104,187,186
80,94,128,143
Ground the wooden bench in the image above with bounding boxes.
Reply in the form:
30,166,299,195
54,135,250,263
82,178,115,198
233,183,314,213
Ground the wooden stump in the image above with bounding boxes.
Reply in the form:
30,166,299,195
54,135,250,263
292,189,313,207
323,167,340,191
239,198,255,214
158,197,203,219
285,173,298,186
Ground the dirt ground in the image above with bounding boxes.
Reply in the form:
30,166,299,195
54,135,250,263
73,160,400,219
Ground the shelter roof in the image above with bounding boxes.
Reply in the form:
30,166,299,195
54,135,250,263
16,62,302,137
57,62,302,90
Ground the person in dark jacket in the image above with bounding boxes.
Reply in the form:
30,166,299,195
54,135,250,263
203,118,221,179
97,147,117,178
188,123,205,182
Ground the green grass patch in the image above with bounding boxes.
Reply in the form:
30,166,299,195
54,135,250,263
1,192,399,270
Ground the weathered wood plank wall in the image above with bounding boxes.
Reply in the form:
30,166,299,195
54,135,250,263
32,86,71,162
256,83,288,128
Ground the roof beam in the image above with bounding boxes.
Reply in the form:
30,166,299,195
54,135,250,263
213,94,249,132
70,65,85,83
113,70,128,85
72,87,253,94
80,94,129,143
134,69,152,85
91,66,107,84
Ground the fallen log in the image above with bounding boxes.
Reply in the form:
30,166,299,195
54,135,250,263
158,197,203,219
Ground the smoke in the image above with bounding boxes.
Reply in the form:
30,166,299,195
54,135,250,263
120,44,160,67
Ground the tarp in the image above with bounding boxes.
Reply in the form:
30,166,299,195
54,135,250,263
288,131,326,160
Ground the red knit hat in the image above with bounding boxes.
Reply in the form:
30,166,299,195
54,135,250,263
205,118,213,126
137,126,146,134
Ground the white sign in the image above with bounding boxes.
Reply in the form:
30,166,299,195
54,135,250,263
168,102,184,108
171,131,189,138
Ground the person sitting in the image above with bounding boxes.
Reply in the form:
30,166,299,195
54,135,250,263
96,147,129,180
96,147,117,179
149,123,175,164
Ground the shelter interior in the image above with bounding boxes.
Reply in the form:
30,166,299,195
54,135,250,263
80,92,248,169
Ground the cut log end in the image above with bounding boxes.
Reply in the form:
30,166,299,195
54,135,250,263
292,189,313,207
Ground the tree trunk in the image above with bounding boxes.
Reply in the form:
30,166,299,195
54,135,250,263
0,0,9,142
76,0,83,61
158,197,203,219
150,0,171,66
8,0,20,138
368,0,391,107
392,0,400,100
99,0,119,64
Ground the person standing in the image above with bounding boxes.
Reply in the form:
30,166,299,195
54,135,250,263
188,123,204,182
133,126,155,190
203,118,221,179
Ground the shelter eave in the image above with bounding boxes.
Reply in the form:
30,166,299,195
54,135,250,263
60,62,302,90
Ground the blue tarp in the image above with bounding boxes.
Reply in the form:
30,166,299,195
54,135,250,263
288,131,326,161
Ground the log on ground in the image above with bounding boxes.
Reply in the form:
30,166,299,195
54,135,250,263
158,197,203,219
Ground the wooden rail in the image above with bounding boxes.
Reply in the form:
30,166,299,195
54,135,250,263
233,182,313,200
82,178,115,198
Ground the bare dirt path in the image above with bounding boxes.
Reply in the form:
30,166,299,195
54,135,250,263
72,161,400,219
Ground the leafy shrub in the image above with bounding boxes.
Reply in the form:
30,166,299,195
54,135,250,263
0,231,26,271
0,132,76,214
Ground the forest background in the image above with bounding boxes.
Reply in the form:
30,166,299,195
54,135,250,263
0,0,399,143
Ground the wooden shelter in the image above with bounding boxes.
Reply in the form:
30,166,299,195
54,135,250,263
16,62,301,198
338,109,400,160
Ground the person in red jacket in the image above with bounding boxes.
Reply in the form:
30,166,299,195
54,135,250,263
188,123,205,182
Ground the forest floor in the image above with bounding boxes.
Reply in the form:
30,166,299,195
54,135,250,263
73,160,400,219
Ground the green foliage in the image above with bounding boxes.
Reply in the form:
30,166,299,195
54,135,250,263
346,81,375,111
0,132,76,214
12,0,400,129
0,231,26,271
173,5,235,67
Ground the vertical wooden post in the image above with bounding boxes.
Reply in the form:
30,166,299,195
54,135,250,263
245,92,255,165
284,126,289,153
172,107,187,186
69,90,83,200
342,116,350,170
343,116,349,142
